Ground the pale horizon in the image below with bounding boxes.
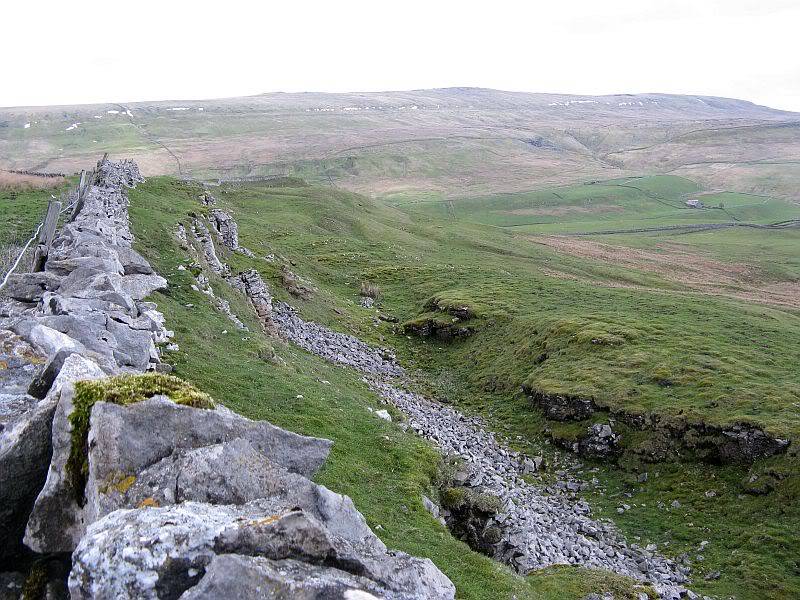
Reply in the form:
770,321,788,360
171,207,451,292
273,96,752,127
3,0,799,112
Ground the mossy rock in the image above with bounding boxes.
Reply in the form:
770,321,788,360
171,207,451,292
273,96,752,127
402,313,475,341
67,373,214,505
440,486,501,514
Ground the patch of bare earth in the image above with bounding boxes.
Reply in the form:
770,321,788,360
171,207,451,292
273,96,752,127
529,235,800,309
0,171,65,190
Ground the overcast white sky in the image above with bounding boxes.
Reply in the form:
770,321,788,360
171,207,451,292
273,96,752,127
3,0,799,111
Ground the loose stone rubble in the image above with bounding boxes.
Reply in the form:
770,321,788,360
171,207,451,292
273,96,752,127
265,295,695,599
0,158,454,600
272,302,404,378
181,187,699,598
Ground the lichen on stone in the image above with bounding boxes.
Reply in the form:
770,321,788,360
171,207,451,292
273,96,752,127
66,373,214,504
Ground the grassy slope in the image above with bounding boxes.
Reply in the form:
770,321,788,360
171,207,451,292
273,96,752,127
156,176,799,599
3,174,798,597
124,178,653,600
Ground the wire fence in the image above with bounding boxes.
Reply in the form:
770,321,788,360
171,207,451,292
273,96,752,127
0,166,94,294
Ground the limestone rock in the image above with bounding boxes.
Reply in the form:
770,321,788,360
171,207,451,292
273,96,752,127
69,501,455,600
179,555,396,600
26,394,332,553
115,246,154,275
233,270,274,330
0,396,58,559
0,272,61,303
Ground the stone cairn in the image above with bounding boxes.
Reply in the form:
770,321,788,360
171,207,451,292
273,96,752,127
0,157,455,600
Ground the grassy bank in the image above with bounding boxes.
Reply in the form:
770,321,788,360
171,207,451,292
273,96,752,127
124,174,800,599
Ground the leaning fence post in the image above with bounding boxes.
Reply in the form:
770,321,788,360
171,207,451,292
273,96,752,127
70,169,91,222
32,199,62,272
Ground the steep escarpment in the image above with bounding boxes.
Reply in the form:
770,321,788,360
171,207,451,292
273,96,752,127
0,158,454,599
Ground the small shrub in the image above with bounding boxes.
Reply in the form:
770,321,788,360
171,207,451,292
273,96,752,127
360,281,381,300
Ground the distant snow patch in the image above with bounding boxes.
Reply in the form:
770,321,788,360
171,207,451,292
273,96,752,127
23,123,30,129
548,100,599,107
107,110,119,114
93,115,103,119
167,107,191,111
65,123,81,131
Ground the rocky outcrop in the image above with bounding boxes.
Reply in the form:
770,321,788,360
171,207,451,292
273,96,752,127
231,269,274,331
525,387,598,421
190,217,228,276
209,208,254,257
525,386,789,464
402,296,477,341
402,315,474,341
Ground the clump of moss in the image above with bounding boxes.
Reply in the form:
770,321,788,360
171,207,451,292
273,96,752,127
21,565,47,600
67,373,214,505
440,486,501,514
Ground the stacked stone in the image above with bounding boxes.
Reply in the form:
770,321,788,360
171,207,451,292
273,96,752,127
232,269,274,330
0,158,455,600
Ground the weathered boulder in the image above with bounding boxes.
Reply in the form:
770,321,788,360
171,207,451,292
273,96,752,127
88,437,329,521
0,329,44,399
178,554,395,600
27,350,77,399
0,396,58,560
115,274,167,301
14,322,86,358
25,394,332,553
576,423,622,459
69,501,455,600
44,255,124,278
0,272,61,303
115,246,154,275
0,331,51,560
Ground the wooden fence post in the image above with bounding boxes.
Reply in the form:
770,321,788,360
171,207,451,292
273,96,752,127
32,199,62,272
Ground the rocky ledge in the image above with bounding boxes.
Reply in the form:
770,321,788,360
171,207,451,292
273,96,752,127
525,387,790,464
0,158,454,600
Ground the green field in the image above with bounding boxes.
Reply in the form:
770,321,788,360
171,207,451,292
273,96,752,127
394,175,800,233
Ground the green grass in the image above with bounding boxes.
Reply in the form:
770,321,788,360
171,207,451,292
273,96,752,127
125,177,658,599
402,175,799,234
122,174,800,599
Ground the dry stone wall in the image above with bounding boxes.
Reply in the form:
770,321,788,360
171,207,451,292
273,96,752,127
0,158,455,600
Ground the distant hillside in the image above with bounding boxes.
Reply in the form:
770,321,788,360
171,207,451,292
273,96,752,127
1,87,799,201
